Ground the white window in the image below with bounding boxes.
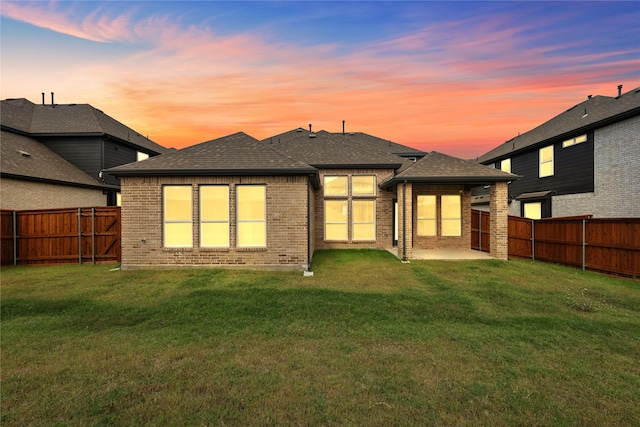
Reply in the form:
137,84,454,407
539,145,554,177
324,176,347,196
163,186,192,247
562,134,587,148
441,195,461,236
136,151,149,162
417,195,436,236
524,202,542,220
352,176,376,196
237,185,266,247
501,158,511,173
325,200,348,241
352,200,375,240
200,186,229,247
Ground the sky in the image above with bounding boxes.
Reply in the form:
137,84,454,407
1,1,639,158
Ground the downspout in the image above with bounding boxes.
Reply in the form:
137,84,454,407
402,180,407,261
307,178,312,270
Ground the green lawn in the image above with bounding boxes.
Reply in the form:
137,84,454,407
2,250,639,426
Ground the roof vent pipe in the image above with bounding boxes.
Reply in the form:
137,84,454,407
309,124,312,132
617,84,623,97
587,95,592,99
342,120,345,135
42,92,45,105
51,92,54,108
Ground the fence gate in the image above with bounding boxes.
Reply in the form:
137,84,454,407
0,207,121,266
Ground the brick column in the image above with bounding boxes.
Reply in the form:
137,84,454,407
490,181,508,260
397,182,413,260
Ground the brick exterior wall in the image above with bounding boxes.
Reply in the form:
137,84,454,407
313,169,396,250
1,178,107,210
411,184,472,250
120,175,310,270
397,182,413,260
490,181,509,260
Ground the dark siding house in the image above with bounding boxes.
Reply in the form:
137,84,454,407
1,97,171,208
473,86,640,219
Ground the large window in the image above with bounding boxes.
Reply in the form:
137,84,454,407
352,200,375,240
237,185,266,247
200,186,229,247
417,195,436,236
324,176,347,196
417,195,461,236
441,195,461,236
163,186,192,247
539,145,554,177
352,176,375,196
325,200,348,240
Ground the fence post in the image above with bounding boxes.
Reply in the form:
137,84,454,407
478,210,482,251
91,208,96,265
582,219,586,271
12,211,17,266
531,219,535,261
78,208,82,265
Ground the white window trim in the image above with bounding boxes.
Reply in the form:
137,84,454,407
324,200,348,241
539,145,554,178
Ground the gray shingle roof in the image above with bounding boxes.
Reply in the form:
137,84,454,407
107,132,317,176
478,87,640,163
1,98,170,155
1,130,113,189
335,132,426,157
381,151,518,189
264,130,403,168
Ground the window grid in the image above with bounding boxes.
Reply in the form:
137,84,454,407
352,200,376,240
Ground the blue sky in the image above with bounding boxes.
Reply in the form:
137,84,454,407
2,1,638,156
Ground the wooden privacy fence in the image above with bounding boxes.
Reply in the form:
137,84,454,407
471,209,640,278
0,207,121,266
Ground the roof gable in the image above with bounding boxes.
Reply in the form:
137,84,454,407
108,132,317,176
381,151,518,189
478,87,640,163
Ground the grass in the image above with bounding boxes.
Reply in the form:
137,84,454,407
2,249,639,426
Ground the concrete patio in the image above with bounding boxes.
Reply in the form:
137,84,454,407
386,248,494,260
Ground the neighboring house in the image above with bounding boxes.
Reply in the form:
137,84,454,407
108,129,516,270
473,86,640,219
1,97,170,209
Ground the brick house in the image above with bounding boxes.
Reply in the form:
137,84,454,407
1,97,170,209
108,130,516,270
472,85,640,219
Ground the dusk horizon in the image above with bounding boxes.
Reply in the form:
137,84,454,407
2,1,638,158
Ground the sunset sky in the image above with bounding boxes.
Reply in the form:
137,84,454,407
2,1,638,158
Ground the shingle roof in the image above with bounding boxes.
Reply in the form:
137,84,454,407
1,130,113,189
335,132,426,157
478,87,640,163
263,130,403,169
107,132,317,176
381,151,518,189
1,98,171,155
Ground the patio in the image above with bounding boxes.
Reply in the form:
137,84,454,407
386,248,493,260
